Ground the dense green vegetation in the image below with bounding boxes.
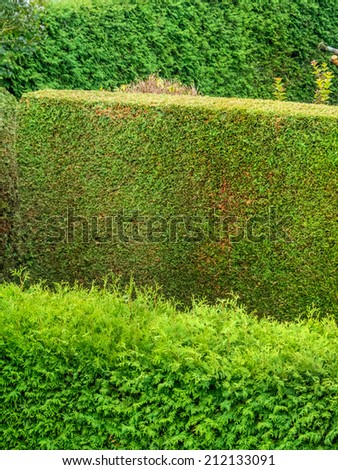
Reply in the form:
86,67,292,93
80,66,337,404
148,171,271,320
1,281,338,449
3,0,338,103
15,90,338,319
2,0,337,453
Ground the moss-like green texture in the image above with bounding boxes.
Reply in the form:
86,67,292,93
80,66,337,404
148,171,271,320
1,282,338,449
0,90,18,282
4,0,338,103
16,90,338,319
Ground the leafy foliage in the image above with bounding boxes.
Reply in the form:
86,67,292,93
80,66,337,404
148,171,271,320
1,281,338,450
3,0,338,103
14,90,338,319
311,61,334,104
273,77,287,101
0,0,45,90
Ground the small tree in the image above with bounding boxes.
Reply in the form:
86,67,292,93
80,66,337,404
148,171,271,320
273,77,287,101
311,60,334,104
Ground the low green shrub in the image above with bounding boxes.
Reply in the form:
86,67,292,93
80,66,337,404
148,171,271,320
15,90,338,319
117,73,198,95
1,282,338,449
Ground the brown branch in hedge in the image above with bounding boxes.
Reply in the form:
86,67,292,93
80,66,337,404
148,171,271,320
318,42,338,66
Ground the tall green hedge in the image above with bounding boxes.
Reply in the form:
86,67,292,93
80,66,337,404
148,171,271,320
4,0,338,103
16,90,338,319
0,89,18,282
1,282,338,449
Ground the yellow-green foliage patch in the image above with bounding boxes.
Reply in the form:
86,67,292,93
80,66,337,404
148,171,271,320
15,90,338,319
1,282,338,449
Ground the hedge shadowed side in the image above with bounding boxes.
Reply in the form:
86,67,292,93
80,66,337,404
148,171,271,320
0,89,18,282
1,282,338,450
16,90,338,319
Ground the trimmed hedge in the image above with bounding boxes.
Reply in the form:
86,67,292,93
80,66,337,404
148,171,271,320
1,282,338,450
0,90,18,282
4,0,338,103
16,90,338,319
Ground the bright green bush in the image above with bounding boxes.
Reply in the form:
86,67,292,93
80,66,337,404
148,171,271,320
3,0,338,103
1,281,338,449
15,90,338,319
0,89,18,282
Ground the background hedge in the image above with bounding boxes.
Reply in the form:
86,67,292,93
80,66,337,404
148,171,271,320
0,90,18,283
1,282,338,450
3,0,338,103
16,90,338,319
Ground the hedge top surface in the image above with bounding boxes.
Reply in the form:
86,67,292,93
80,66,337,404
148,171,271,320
21,89,338,119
